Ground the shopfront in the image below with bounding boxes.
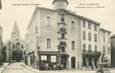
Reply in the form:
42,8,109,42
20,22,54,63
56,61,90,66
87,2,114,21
38,51,58,70
82,51,101,69
38,51,69,70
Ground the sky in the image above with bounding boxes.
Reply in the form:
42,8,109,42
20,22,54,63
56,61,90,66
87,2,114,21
0,0,115,42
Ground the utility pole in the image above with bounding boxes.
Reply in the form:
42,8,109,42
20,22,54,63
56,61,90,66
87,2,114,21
35,20,40,69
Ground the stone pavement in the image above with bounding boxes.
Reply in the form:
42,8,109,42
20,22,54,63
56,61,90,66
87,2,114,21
0,63,9,73
1,62,115,73
0,62,96,73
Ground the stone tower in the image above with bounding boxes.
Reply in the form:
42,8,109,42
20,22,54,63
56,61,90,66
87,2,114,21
52,0,69,10
11,21,20,40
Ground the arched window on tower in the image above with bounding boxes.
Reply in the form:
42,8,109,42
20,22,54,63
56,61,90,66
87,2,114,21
60,14,65,22
71,21,75,30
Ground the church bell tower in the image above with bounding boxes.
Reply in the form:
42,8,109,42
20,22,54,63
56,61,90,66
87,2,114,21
52,0,69,10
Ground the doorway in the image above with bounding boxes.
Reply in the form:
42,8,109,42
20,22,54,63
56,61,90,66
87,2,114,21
71,57,76,69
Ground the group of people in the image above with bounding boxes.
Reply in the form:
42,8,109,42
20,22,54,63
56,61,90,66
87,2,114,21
39,62,64,70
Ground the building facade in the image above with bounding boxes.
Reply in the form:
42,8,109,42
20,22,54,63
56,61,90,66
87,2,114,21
25,0,111,70
99,28,111,67
111,35,115,67
81,19,101,69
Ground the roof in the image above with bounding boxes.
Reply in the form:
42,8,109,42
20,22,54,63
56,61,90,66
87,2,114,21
100,28,111,33
111,34,115,38
27,6,101,29
38,7,100,25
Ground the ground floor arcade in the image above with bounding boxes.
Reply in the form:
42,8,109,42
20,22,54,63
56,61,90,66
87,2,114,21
82,51,101,69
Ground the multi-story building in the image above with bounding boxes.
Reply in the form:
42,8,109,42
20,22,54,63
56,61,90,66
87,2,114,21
25,0,111,70
81,19,101,69
111,34,115,67
99,28,111,67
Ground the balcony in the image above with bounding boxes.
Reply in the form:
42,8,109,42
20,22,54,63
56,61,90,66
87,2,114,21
57,28,67,34
58,37,67,40
57,22,67,26
57,24,67,29
58,42,67,48
82,51,101,57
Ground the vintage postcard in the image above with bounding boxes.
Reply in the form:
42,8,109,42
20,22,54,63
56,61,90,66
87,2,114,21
0,0,115,73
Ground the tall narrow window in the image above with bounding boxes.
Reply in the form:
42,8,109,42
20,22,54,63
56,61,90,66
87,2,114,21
95,45,97,52
94,25,97,31
61,33,65,39
88,22,91,29
47,16,51,26
83,21,86,28
71,21,75,29
88,44,91,52
72,41,75,50
94,33,97,42
83,31,86,40
88,32,91,41
103,34,105,42
60,14,65,22
83,44,86,52
47,38,51,48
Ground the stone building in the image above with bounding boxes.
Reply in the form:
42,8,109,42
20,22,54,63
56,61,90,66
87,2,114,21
5,21,24,62
99,28,111,67
81,18,101,69
111,34,115,67
25,0,111,70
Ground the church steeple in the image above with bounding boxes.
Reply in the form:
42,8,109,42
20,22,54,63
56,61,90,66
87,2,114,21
11,21,20,40
52,0,69,10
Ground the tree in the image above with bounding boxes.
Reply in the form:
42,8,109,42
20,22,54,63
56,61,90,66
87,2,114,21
12,49,23,62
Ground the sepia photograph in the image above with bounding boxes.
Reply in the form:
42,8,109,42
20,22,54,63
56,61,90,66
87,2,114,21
0,0,115,73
